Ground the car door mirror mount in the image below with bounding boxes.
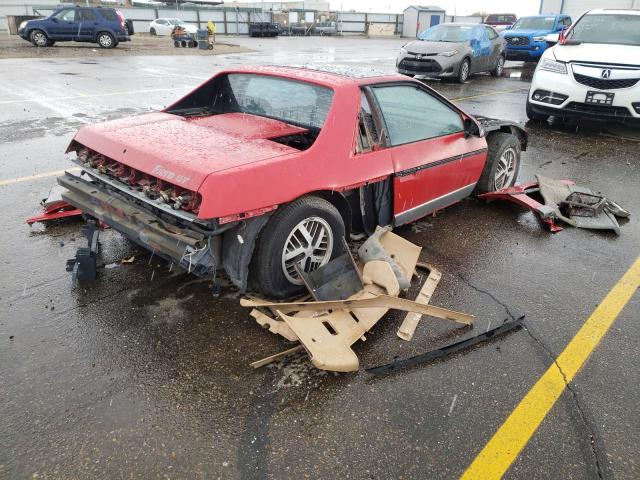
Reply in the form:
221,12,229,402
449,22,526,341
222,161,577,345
463,118,482,138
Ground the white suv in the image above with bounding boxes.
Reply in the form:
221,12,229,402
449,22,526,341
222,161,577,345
527,9,640,123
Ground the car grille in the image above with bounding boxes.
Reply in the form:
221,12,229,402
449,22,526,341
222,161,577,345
505,36,530,46
573,73,639,90
75,146,202,214
398,57,442,73
564,102,631,118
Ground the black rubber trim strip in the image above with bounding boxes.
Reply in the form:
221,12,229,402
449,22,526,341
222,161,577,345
366,315,525,375
395,148,488,177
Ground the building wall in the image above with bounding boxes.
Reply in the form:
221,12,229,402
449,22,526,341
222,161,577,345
539,0,640,19
402,8,418,37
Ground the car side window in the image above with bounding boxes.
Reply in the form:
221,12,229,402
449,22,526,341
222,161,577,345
53,9,76,22
79,9,96,22
372,84,463,146
485,26,498,40
356,93,379,153
157,19,167,25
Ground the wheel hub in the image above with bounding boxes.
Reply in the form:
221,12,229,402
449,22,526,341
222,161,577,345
494,147,517,190
282,216,333,285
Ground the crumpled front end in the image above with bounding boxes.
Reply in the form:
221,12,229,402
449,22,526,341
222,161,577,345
59,172,218,277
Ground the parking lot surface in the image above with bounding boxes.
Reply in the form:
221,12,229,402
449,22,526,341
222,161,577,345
1,36,638,479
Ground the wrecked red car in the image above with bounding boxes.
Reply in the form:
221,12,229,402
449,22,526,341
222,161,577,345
58,66,527,297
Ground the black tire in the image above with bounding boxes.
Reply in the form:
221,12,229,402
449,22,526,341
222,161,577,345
174,40,180,47
491,55,505,77
45,40,55,46
475,133,521,194
150,28,156,36
207,44,214,50
97,32,116,49
30,29,49,47
526,99,549,122
456,58,471,83
181,40,187,48
252,196,346,298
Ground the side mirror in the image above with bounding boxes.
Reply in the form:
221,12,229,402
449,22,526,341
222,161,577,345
463,118,482,138
51,17,58,22
545,33,560,45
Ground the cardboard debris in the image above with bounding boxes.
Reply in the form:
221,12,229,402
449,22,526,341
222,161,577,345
244,227,474,372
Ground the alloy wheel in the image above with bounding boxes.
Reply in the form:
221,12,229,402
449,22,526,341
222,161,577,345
32,31,47,47
98,33,113,48
494,147,517,190
281,216,333,284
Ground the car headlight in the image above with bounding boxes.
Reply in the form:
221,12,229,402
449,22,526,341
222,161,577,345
440,49,459,57
533,36,546,42
19,20,27,29
539,57,567,74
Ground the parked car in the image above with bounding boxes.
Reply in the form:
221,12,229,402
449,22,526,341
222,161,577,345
17,6,132,49
502,14,571,62
248,22,279,37
149,18,197,36
397,23,506,83
314,21,337,35
57,66,526,298
484,13,517,32
527,9,640,123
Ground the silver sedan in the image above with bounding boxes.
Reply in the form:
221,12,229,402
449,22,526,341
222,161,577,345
397,23,506,83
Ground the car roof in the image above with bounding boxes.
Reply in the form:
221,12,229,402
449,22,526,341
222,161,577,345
220,65,406,88
586,8,640,15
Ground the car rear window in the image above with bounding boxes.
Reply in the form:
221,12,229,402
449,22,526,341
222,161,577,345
221,74,334,129
100,9,118,21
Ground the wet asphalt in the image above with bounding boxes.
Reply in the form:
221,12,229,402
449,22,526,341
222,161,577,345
0,36,639,479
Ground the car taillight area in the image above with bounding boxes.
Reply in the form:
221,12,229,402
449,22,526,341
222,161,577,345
116,10,126,32
76,147,202,214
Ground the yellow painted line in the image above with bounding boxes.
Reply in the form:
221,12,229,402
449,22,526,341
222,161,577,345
451,87,526,102
461,256,640,480
0,87,183,105
0,168,80,186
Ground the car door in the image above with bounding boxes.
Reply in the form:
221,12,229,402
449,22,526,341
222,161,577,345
78,8,98,40
47,8,76,39
475,26,493,72
156,19,170,35
367,82,488,226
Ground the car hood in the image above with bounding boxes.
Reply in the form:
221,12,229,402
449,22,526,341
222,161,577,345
551,43,640,66
69,112,299,192
504,29,551,37
403,40,468,54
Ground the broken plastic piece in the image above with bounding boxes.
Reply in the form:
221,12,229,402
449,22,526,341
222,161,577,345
397,263,442,341
367,316,525,375
66,222,100,282
250,344,304,369
26,199,82,225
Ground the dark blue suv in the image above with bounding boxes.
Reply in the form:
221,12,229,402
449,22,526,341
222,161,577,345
502,14,571,62
18,6,132,49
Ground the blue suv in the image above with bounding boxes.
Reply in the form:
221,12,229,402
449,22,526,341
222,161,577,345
502,14,571,62
18,6,132,49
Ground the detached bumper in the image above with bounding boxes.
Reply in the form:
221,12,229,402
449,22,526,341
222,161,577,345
58,172,216,276
396,54,458,78
506,48,543,61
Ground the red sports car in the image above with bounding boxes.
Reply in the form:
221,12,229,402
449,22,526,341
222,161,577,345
59,66,527,297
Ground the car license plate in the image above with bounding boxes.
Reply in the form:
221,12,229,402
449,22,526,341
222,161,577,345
585,91,614,106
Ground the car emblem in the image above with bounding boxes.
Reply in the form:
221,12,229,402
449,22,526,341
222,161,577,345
416,54,423,60
601,69,612,79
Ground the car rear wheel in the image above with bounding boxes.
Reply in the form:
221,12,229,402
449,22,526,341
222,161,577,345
526,99,549,122
252,196,345,298
30,29,49,47
491,55,505,77
457,58,470,83
97,32,116,49
475,133,521,194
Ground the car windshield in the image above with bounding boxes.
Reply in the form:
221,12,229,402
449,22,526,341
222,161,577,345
511,17,556,30
419,25,475,42
565,14,640,46
215,74,334,129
